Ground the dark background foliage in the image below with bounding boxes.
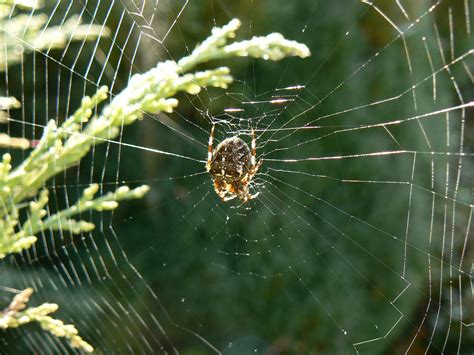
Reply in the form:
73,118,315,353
1,0,473,353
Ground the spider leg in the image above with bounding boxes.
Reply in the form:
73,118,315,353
213,180,226,198
239,190,259,203
249,191,260,200
205,124,215,172
249,128,263,178
234,128,262,202
254,159,263,174
250,127,257,167
222,194,237,201
214,180,237,201
246,159,263,186
224,183,238,201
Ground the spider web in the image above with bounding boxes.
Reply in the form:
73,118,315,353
1,0,473,353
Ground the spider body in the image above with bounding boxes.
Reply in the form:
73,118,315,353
206,125,262,202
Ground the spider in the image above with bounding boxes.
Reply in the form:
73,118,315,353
205,125,262,202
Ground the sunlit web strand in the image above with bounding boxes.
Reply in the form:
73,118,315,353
264,150,473,163
6,117,205,163
257,1,446,147
260,172,472,279
260,101,473,159
40,171,208,190
2,19,212,149
266,168,473,208
258,175,420,337
257,49,473,153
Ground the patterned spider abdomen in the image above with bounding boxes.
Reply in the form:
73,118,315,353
209,136,251,183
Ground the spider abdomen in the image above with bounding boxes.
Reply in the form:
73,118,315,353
209,136,251,183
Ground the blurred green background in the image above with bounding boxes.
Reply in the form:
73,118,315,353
1,0,473,353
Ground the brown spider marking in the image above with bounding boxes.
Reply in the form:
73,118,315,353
205,125,262,202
